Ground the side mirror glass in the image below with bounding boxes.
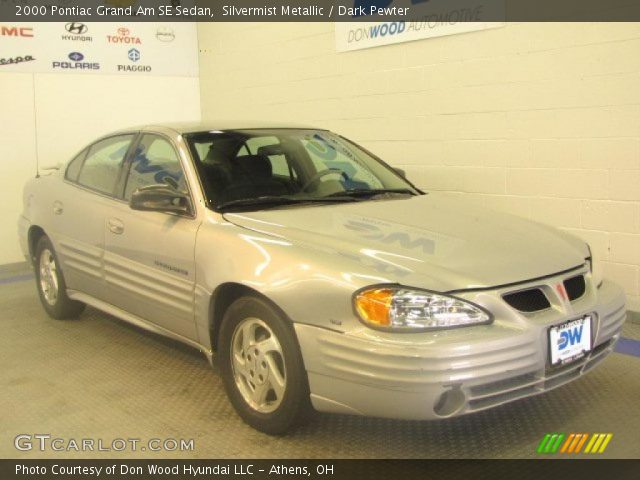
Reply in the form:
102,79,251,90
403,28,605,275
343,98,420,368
130,184,192,215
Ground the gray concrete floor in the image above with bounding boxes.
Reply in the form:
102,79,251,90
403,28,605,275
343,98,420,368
1,275,639,459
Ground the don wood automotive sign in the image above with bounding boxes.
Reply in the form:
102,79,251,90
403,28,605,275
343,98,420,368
335,0,504,52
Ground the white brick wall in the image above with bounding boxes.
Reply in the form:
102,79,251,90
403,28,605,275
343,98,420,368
198,22,640,311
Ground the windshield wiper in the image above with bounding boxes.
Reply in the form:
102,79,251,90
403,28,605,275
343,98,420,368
326,188,417,199
217,195,358,211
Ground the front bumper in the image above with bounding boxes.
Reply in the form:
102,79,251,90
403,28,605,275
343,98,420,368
295,275,626,420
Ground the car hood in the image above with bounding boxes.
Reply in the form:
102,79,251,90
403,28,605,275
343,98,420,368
223,194,587,290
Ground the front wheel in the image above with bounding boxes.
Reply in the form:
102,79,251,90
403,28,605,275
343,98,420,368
35,236,85,319
218,295,312,434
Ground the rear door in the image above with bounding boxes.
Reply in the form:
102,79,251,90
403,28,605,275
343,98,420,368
102,133,200,340
52,134,135,300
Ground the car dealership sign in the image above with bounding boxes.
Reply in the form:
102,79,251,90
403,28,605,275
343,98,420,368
335,0,504,52
0,22,197,76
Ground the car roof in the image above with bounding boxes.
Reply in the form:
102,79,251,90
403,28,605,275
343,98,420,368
113,121,325,135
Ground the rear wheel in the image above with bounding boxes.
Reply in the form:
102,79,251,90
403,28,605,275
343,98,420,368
35,236,85,319
219,295,312,434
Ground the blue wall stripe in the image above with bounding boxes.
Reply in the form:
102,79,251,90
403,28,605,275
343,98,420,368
614,337,640,358
0,273,34,285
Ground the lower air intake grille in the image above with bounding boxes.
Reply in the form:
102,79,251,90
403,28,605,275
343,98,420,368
503,288,550,312
563,275,586,301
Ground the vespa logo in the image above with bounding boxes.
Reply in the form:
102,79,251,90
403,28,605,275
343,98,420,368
557,325,584,351
345,220,435,254
1,25,34,37
65,23,88,35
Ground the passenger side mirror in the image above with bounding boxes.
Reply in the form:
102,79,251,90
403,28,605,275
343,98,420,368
394,167,407,178
130,184,192,215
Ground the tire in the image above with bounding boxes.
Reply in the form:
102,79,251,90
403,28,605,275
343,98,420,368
34,236,85,320
218,295,312,435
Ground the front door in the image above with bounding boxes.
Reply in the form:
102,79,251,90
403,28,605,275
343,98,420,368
102,133,200,340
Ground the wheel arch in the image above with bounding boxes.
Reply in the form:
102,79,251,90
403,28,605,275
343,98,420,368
27,225,47,264
209,282,294,353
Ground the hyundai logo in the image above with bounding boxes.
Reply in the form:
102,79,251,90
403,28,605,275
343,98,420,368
65,22,88,35
128,48,140,62
68,52,84,62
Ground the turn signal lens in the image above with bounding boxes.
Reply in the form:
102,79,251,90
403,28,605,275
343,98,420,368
354,287,492,331
354,288,394,327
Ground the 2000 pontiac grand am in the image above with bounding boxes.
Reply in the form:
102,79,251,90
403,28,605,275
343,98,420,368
19,123,626,434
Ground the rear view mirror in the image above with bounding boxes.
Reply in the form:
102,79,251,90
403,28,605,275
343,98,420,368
130,184,192,215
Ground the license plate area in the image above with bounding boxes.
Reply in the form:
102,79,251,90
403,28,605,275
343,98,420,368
548,315,592,367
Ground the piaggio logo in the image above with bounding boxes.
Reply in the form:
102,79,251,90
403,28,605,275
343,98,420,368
128,48,140,62
117,48,151,73
537,433,613,454
1,25,34,37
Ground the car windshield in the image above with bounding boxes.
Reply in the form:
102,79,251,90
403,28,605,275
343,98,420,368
185,129,420,211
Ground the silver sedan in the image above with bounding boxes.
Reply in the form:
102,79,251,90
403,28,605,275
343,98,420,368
19,123,626,434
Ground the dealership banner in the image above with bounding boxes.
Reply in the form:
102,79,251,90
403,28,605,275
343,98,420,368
0,21,198,76
335,0,503,51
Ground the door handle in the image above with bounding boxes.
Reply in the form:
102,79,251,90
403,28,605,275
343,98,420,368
107,218,124,235
53,201,63,215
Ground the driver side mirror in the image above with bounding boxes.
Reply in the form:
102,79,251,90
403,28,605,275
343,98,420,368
130,184,192,216
394,167,407,178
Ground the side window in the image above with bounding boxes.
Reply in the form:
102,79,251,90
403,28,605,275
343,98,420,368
65,148,88,182
77,135,134,195
124,134,186,200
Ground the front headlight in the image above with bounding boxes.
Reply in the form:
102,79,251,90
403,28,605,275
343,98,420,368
354,286,492,332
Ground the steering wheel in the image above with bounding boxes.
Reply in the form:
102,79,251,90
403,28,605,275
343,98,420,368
301,168,346,192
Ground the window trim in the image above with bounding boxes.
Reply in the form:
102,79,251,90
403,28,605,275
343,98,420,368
64,132,139,201
64,147,89,182
118,131,197,219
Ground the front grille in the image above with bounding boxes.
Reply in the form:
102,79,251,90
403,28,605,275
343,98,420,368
502,288,550,312
563,275,586,301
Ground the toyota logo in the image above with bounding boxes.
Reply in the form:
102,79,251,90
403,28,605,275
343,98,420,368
118,27,130,36
65,23,88,35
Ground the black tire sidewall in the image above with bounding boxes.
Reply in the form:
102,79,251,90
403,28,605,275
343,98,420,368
218,295,311,435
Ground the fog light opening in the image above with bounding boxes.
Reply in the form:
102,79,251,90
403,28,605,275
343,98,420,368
434,386,466,417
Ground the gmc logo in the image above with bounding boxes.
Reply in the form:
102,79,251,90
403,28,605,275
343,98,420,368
1,26,34,38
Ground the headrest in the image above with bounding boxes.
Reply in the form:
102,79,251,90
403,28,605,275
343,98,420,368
233,155,272,179
257,144,283,157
